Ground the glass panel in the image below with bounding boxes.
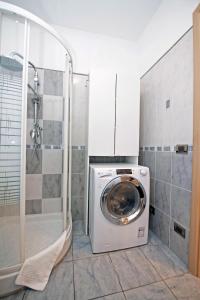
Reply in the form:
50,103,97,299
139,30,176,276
107,182,141,218
0,12,25,268
25,21,66,258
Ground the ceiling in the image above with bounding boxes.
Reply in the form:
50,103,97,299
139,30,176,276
3,0,162,41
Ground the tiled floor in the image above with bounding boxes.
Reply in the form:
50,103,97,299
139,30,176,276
3,220,200,300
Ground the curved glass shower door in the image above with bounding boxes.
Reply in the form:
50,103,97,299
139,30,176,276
24,21,69,259
0,3,72,296
0,12,25,268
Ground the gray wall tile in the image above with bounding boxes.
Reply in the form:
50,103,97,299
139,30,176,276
43,120,62,145
170,221,189,265
44,69,63,96
72,149,85,174
72,196,84,220
26,199,42,215
140,30,193,148
42,174,61,198
156,152,171,183
155,180,170,215
171,186,191,228
150,178,155,206
143,151,156,178
140,30,193,265
26,149,42,174
138,150,144,165
71,174,85,198
172,152,192,190
150,208,170,246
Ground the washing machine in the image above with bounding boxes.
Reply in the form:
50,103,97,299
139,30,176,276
89,163,150,253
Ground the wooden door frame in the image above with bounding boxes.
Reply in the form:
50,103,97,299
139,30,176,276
189,4,200,276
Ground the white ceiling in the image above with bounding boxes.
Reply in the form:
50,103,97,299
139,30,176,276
3,0,162,41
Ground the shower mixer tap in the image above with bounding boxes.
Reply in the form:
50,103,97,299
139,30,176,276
9,51,42,156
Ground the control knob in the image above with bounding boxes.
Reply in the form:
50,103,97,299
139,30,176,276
140,168,147,176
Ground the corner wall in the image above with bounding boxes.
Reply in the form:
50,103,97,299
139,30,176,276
138,0,199,76
139,29,193,265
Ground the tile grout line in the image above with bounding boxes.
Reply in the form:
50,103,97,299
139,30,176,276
154,178,192,193
169,151,172,249
69,232,188,299
22,289,27,300
123,290,128,300
108,253,124,293
150,202,190,233
88,291,125,300
108,247,165,293
121,279,165,294
140,244,187,281
163,275,182,300
72,253,76,300
139,245,164,281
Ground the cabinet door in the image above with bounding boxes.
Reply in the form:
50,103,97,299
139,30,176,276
115,71,140,156
88,69,116,156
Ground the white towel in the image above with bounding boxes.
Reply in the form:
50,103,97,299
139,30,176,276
15,230,67,291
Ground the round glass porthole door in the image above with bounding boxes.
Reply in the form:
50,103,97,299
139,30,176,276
100,176,146,225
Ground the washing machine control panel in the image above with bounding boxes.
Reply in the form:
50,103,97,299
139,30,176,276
116,169,132,175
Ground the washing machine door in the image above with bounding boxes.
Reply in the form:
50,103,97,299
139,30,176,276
100,176,146,225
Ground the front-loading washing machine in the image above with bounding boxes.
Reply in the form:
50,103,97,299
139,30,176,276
89,163,150,253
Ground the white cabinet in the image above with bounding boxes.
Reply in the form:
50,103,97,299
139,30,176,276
88,70,116,156
88,69,139,156
115,71,140,156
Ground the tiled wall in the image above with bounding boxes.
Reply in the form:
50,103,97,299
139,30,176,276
139,29,193,265
26,68,64,215
139,148,192,265
71,74,89,221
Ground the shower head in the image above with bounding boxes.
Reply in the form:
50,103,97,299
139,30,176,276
0,55,23,72
9,51,37,72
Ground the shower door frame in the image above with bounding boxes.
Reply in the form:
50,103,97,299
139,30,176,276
0,0,73,273
19,18,30,263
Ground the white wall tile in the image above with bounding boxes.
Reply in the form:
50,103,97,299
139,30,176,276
43,95,63,121
42,198,62,213
42,149,62,174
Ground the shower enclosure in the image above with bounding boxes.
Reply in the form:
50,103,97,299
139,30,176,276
0,1,72,296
